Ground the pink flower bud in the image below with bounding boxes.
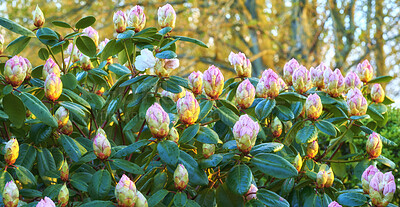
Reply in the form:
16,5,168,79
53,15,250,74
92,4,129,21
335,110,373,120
346,88,368,116
135,191,148,207
344,71,362,92
23,57,32,81
43,58,61,79
371,83,385,103
44,73,63,102
82,26,99,47
60,120,73,136
203,65,224,100
145,103,170,139
79,54,93,71
305,93,323,120
245,184,258,200
203,143,215,159
306,140,319,158
58,183,69,207
33,5,45,27
0,34,4,55
113,10,127,33
4,56,27,87
60,159,69,182
162,88,186,102
233,115,260,154
328,201,342,207
2,181,19,207
369,171,396,206
293,153,303,172
228,52,251,77
127,5,146,32
366,132,382,159
37,197,56,207
55,106,69,129
292,65,311,94
278,78,287,91
174,164,189,191
271,117,282,137
154,58,179,77
323,68,345,97
158,4,176,29
177,91,200,125
236,79,255,109
256,69,280,98
356,59,374,83
188,71,203,95
4,138,19,166
283,58,299,86
65,43,81,63
115,174,137,207
134,49,156,72
93,128,111,160
362,165,380,194
310,62,328,89
167,127,179,143
316,164,334,188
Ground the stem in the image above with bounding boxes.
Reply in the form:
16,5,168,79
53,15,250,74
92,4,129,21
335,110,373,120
46,45,62,70
167,197,174,207
89,109,98,129
72,121,87,138
123,41,134,75
61,43,66,74
66,37,76,73
201,118,220,126
117,110,126,145
105,160,117,184
322,158,365,163
2,122,10,140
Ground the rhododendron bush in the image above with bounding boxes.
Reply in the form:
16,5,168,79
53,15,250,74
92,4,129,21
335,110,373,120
0,4,397,207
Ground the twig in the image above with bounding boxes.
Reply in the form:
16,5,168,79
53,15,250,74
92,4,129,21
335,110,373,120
72,121,87,138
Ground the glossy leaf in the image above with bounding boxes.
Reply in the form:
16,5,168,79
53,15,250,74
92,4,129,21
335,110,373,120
226,164,252,195
251,153,298,179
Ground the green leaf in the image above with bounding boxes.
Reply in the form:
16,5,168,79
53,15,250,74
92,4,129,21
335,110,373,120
296,125,318,144
88,169,112,200
273,105,294,121
63,89,91,109
376,155,396,169
255,99,276,120
159,27,172,35
161,79,182,93
14,165,37,188
245,199,265,207
60,101,87,118
315,120,337,136
120,75,149,87
38,48,49,60
3,85,12,95
75,16,96,29
350,114,370,120
251,153,298,179
0,17,36,37
337,193,367,206
37,148,57,185
169,76,189,88
3,93,25,128
250,143,284,155
368,75,393,84
15,144,37,170
199,154,223,169
179,124,200,144
155,50,177,59
52,20,72,28
278,92,306,102
367,105,384,121
135,76,159,93
148,189,169,206
19,189,42,198
227,164,252,195
179,150,209,186
198,100,213,121
117,30,135,39
19,92,58,127
113,159,144,174
174,192,188,207
172,36,208,48
36,28,58,45
108,63,131,76
160,38,179,51
76,36,97,57
61,73,77,90
29,123,52,144
43,184,62,200
5,36,31,55
80,201,115,207
216,183,244,207
0,171,13,193
257,189,289,207
196,126,220,144
157,140,180,166
100,39,116,62
113,140,149,158
59,134,82,162
214,107,239,128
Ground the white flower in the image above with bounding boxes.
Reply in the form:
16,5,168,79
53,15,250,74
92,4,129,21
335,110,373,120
134,49,156,71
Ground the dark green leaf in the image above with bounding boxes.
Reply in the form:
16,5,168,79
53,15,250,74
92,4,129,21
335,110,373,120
216,183,244,207
172,36,208,48
38,48,49,60
214,106,239,128
368,75,393,84
169,76,189,88
250,143,284,155
245,199,265,207
198,100,213,121
75,16,96,29
0,17,35,37
19,92,58,127
61,73,77,90
19,189,42,198
15,144,37,170
113,159,144,174
157,140,179,166
60,101,87,118
117,30,135,39
174,192,188,207
296,125,318,144
108,63,131,76
278,92,306,102
161,79,182,93
76,36,97,57
273,105,294,121
376,155,396,169
251,153,298,179
5,36,31,55
52,20,72,28
62,89,91,109
199,154,223,169
43,184,62,200
155,50,177,59
3,85,12,95
36,28,58,45
100,39,117,62
14,165,37,188
120,74,149,87
29,123,52,144
148,189,169,206
255,99,276,120
337,193,367,206
88,169,112,200
179,150,209,186
37,148,57,185
113,140,149,158
315,120,337,136
3,93,25,128
135,76,159,93
159,27,172,35
257,189,289,207
227,164,252,195
0,171,13,193
196,126,220,144
179,124,200,144
59,134,82,162
80,201,115,207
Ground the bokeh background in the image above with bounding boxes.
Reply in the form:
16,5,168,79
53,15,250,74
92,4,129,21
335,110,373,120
1,0,400,105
